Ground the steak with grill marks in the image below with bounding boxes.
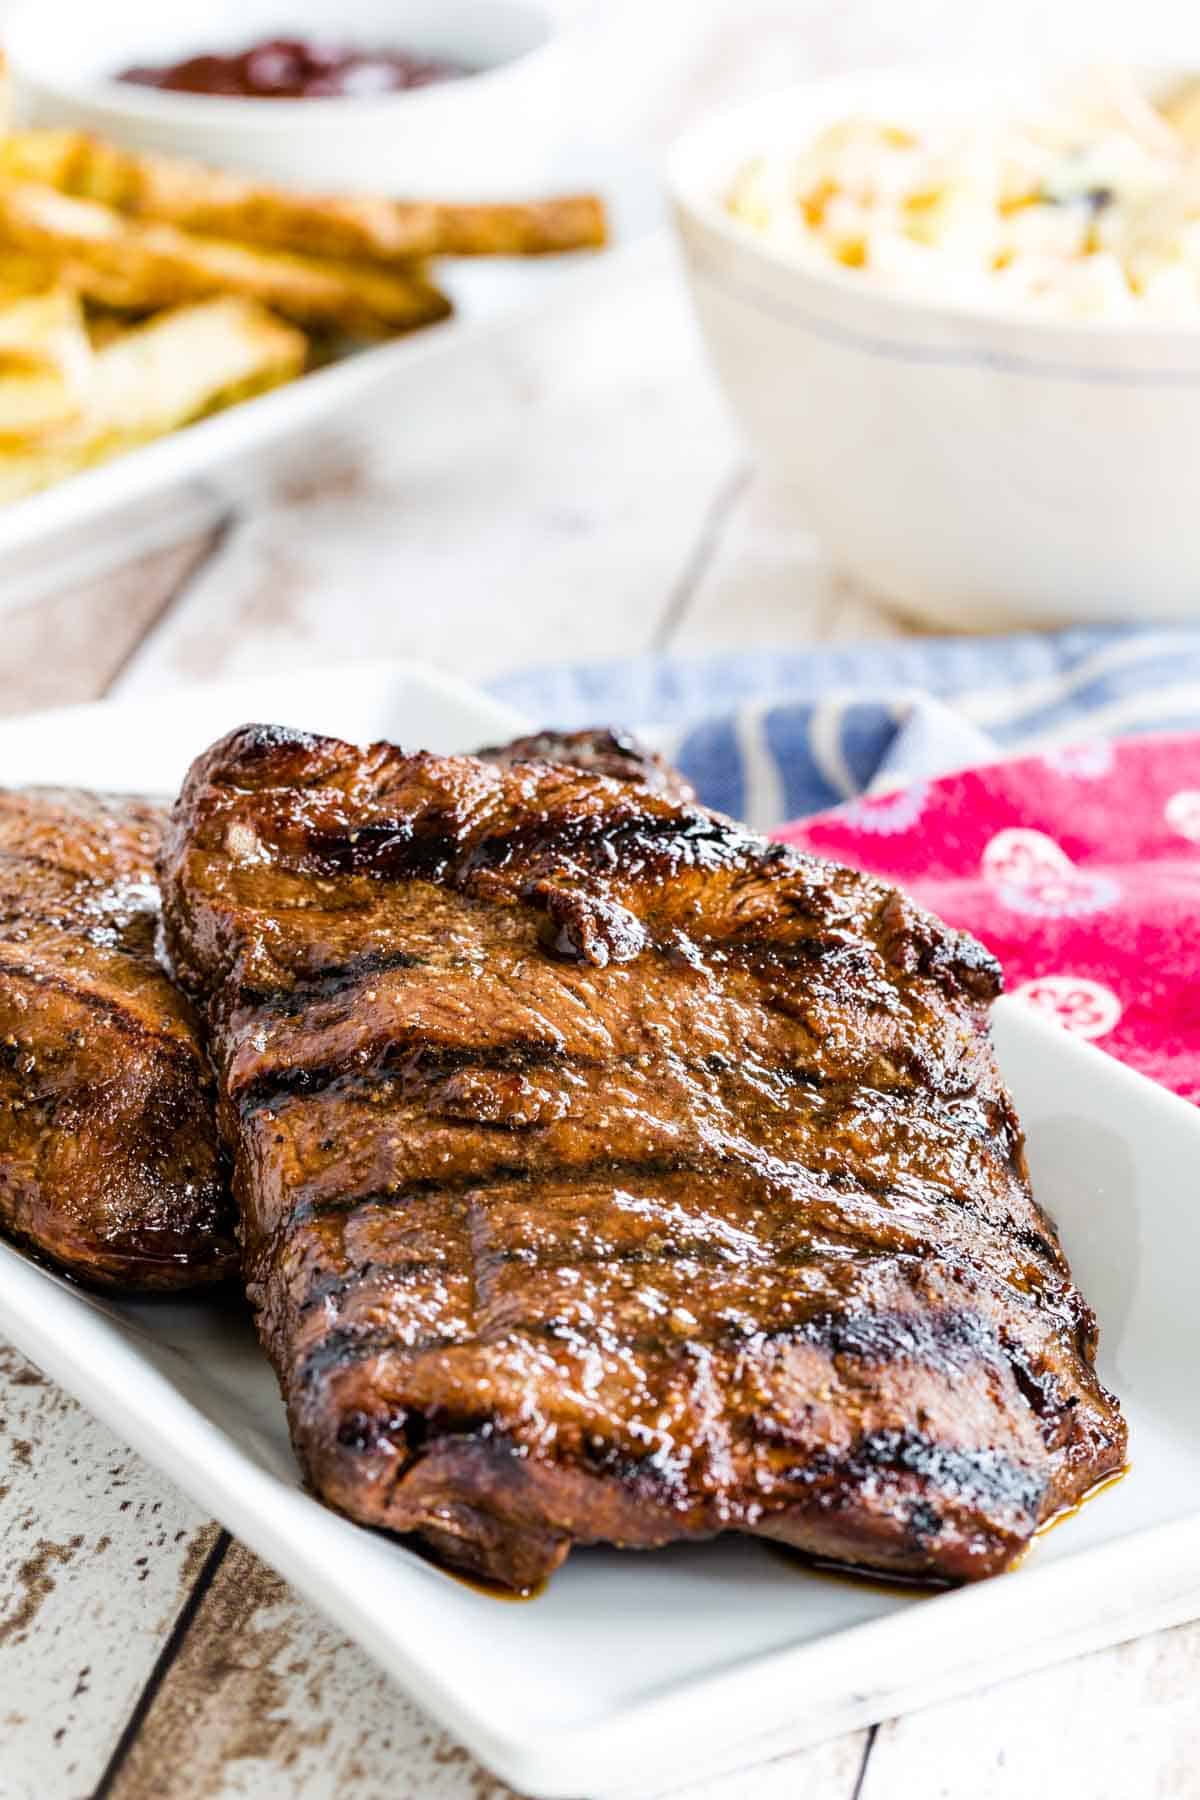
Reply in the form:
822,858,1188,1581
158,724,1126,1591
0,787,234,1289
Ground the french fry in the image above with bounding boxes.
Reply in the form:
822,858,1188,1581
0,296,306,501
0,130,437,263
0,183,453,337
0,129,608,262
427,196,608,256
0,284,93,440
0,249,75,302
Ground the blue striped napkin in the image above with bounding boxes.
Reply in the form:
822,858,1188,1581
488,626,1200,828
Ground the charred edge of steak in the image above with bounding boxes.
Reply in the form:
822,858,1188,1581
324,1409,1046,1530
293,801,763,889
165,726,1003,1005
299,1391,1049,1589
239,762,997,1003
478,726,698,806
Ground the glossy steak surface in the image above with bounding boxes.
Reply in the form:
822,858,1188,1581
0,787,233,1289
160,725,1125,1590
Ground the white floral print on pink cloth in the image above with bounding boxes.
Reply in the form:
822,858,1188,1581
1165,789,1200,843
775,734,1200,1105
981,830,1121,919
1009,975,1123,1040
837,782,931,835
1041,740,1115,780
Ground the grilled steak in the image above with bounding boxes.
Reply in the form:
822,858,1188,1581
160,725,1126,1591
0,787,234,1289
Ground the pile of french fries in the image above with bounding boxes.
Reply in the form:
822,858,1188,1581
0,102,606,502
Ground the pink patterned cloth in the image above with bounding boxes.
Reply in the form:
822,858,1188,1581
775,732,1200,1106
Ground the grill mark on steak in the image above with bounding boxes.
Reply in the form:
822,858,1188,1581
789,1430,1045,1518
283,1159,712,1226
0,949,209,1068
189,875,997,1085
237,947,430,1014
220,937,1005,1128
160,724,1126,1589
289,1283,1025,1391
271,1138,1055,1304
240,1067,1042,1278
288,1248,1072,1367
233,1037,576,1109
272,1254,1089,1449
279,1242,1072,1392
261,1106,1026,1224
230,1035,946,1119
292,803,762,887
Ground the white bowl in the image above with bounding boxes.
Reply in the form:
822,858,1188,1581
6,0,567,196
667,68,1200,631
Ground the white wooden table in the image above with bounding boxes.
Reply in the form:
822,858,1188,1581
3,4,1200,1795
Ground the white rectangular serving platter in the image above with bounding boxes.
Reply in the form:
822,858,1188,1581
0,163,667,602
0,662,1198,1798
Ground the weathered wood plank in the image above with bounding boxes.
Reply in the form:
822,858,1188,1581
0,528,223,718
860,1622,1200,1800
105,1540,868,1800
664,470,912,656
105,1543,525,1800
0,1344,219,1798
664,1734,868,1800
109,253,739,697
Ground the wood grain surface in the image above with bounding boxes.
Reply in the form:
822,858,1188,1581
0,1,1192,1794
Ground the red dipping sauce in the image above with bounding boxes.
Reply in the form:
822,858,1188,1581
118,38,471,100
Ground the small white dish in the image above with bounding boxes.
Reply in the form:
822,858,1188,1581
0,662,1197,1798
667,68,1200,632
6,0,567,194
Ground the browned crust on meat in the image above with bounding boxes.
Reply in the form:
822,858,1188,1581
0,787,234,1290
479,727,696,805
159,725,1126,1588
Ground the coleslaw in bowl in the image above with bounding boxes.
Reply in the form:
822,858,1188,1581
668,65,1200,630
724,69,1200,323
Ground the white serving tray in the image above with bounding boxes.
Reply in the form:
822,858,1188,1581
0,663,1197,1799
0,162,666,604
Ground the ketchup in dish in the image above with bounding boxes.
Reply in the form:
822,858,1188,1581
118,38,470,100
